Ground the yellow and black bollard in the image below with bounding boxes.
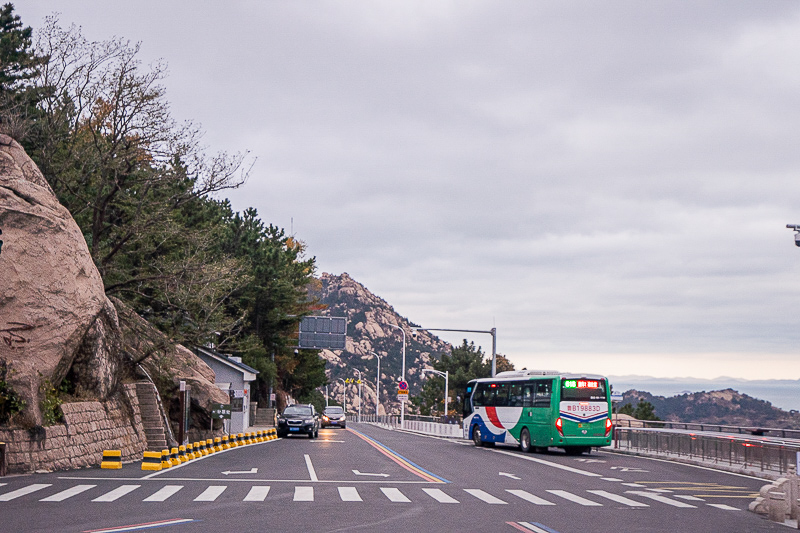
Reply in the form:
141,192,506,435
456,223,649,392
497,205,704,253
160,449,171,469
170,447,181,466
141,451,163,471
101,450,122,469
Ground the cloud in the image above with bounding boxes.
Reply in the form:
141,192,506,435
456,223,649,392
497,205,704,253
21,1,800,379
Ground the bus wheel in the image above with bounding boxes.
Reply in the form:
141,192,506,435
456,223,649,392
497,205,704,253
472,425,483,447
519,428,532,453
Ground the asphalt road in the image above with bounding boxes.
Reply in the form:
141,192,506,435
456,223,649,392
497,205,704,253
0,423,783,532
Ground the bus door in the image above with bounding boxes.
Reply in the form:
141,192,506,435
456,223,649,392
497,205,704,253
529,379,553,446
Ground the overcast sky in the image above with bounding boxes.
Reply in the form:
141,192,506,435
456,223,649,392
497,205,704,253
20,1,800,380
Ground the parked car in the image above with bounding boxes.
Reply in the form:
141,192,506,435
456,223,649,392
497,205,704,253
277,404,319,438
320,406,346,429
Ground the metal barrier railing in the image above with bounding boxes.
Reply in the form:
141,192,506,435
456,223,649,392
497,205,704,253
615,427,800,475
614,419,800,439
360,414,463,437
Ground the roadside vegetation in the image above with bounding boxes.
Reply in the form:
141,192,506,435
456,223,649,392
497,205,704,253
0,4,326,406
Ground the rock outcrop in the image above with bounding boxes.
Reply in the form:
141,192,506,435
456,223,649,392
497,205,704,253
0,134,126,426
312,272,451,415
0,135,226,440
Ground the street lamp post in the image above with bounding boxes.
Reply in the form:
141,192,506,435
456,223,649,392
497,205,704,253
412,327,498,376
354,369,362,423
370,352,384,417
422,368,449,419
386,323,407,428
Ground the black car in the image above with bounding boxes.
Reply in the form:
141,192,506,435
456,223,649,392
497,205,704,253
320,405,346,429
277,404,319,438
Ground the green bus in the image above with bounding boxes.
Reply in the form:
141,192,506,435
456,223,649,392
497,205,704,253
462,370,613,455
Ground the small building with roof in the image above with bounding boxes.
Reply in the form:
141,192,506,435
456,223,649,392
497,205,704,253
195,346,258,434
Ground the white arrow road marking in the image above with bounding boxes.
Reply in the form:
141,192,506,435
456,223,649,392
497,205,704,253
499,472,521,480
352,470,390,477
221,468,258,475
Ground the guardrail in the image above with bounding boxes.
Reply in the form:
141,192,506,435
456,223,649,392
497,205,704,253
361,415,462,438
614,419,800,439
615,427,800,476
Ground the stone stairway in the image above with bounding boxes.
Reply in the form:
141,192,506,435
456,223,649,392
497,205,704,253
253,407,276,427
135,381,170,451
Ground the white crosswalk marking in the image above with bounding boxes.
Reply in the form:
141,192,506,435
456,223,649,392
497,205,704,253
506,489,555,505
243,486,270,502
0,484,52,501
40,484,96,502
707,503,740,511
294,486,314,502
626,491,696,508
422,488,459,503
587,490,649,507
381,487,410,503
194,485,226,502
93,485,140,502
546,490,602,506
338,487,362,502
464,489,507,504
621,483,646,488
143,485,183,502
675,495,705,501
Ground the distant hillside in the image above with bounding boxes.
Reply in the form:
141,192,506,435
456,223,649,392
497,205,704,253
621,389,800,429
309,273,452,415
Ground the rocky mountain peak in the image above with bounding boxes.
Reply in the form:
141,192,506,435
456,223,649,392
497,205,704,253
312,272,451,415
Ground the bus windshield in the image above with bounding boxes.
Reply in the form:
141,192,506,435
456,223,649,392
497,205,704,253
560,378,606,402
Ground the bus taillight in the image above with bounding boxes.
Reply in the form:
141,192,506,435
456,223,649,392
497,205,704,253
605,418,612,436
555,417,563,436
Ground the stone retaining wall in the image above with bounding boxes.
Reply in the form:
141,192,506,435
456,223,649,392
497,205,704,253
0,384,147,474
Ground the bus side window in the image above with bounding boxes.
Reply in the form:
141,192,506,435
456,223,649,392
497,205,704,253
473,383,487,407
522,384,533,407
463,383,476,416
509,382,524,407
534,380,552,408
494,384,509,407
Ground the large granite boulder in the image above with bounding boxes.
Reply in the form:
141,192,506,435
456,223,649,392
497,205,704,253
0,135,226,431
0,134,125,426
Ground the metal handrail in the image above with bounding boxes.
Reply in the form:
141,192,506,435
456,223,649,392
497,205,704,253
615,426,800,475
613,418,800,439
137,365,177,446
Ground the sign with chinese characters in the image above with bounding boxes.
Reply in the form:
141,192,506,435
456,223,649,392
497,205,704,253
211,403,232,420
